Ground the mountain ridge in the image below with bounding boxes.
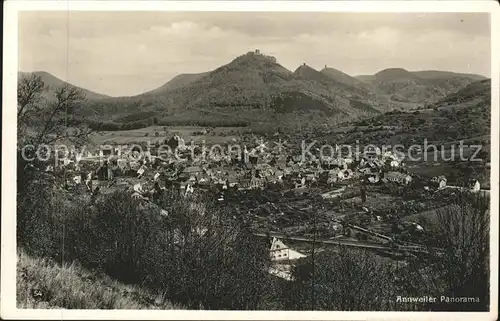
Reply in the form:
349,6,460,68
143,72,211,95
320,67,375,93
354,69,486,83
353,68,485,104
21,52,489,128
18,71,112,100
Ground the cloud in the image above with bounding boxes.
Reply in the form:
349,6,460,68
150,21,201,35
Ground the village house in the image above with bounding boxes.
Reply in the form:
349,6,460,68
256,163,275,177
338,168,354,180
329,221,343,233
85,150,96,158
326,175,338,186
367,172,381,184
363,149,379,160
382,171,412,185
370,158,385,169
265,175,280,184
238,178,252,190
195,174,211,187
305,173,317,183
182,165,202,176
389,159,400,168
294,176,306,189
269,237,307,262
343,156,355,165
99,145,117,158
431,175,447,189
251,176,266,189
469,179,481,193
224,169,239,188
358,167,372,176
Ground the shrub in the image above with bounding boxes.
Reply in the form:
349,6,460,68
17,182,272,310
403,191,490,311
282,247,398,310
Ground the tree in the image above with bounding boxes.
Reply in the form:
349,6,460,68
403,191,490,311
17,73,45,121
37,85,90,146
17,74,91,147
360,184,366,203
17,74,93,249
284,247,397,310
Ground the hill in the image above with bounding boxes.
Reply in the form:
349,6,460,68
30,53,485,130
17,249,182,309
294,64,374,98
436,78,491,106
412,70,487,81
294,63,333,83
374,68,419,81
355,70,486,82
320,67,376,93
82,51,382,128
18,71,111,101
342,77,491,148
355,68,484,104
144,71,211,94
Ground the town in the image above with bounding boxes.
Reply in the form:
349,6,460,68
49,128,486,281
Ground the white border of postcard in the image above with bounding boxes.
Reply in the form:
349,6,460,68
2,1,499,320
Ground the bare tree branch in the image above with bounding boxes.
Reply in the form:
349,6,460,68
17,73,45,120
36,85,88,145
17,74,45,125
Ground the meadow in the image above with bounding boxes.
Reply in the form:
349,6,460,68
90,126,244,146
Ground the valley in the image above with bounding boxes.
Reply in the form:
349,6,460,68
16,49,492,311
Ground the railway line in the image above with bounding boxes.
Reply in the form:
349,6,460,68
252,231,432,254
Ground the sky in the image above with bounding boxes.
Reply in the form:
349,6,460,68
18,12,491,97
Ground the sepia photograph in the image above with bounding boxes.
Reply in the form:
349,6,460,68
1,1,499,320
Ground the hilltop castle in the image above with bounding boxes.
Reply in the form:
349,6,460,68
245,49,277,63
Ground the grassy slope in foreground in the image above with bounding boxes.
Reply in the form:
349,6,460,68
17,250,183,309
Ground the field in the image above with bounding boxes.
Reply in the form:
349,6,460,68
90,125,246,146
401,206,445,225
417,97,485,113
341,193,397,209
